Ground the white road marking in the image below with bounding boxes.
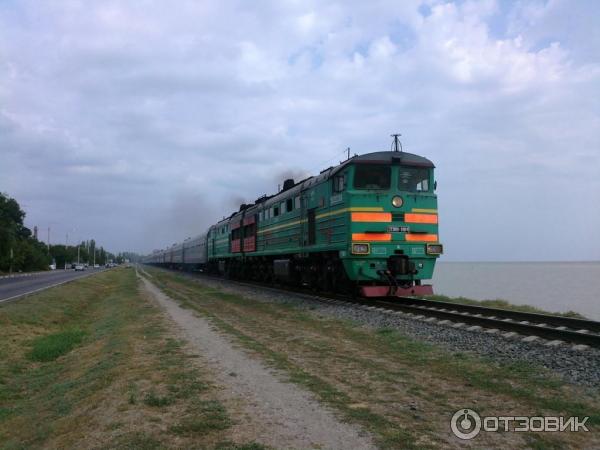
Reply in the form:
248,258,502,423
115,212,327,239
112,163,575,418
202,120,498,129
0,271,105,304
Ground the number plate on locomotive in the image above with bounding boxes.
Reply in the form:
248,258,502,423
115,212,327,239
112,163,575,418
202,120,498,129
387,226,409,232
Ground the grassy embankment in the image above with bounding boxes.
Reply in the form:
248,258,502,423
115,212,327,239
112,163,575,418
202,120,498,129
424,294,586,319
0,268,265,450
147,268,600,450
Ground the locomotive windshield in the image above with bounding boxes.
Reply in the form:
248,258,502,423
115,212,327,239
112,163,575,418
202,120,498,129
398,167,430,192
353,164,391,190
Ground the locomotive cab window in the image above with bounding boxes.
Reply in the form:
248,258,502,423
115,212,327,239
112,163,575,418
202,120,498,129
353,165,391,190
273,206,279,217
398,167,431,192
286,198,293,212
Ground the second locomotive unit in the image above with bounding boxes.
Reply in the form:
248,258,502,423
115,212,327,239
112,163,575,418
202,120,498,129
144,139,443,297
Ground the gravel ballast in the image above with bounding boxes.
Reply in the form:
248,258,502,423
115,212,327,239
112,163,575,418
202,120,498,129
179,272,600,387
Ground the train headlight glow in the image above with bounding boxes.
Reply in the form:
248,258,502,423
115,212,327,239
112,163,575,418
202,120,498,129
392,196,403,208
426,244,443,255
352,243,370,255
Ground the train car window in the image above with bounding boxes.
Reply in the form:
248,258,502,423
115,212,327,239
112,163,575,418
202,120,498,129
333,174,346,192
245,223,256,236
274,206,279,217
294,196,300,209
286,198,293,212
354,165,390,189
398,167,430,192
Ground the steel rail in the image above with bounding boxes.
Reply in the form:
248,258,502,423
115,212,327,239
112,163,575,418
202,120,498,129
393,297,600,333
345,298,600,348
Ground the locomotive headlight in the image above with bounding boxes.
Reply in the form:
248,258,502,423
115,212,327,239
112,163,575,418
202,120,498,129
351,243,370,255
426,244,443,255
391,196,403,208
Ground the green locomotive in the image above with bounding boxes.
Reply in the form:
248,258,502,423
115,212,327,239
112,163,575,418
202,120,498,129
145,141,443,297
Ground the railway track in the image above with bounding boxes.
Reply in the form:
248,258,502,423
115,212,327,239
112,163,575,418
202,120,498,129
341,297,600,349
148,266,600,349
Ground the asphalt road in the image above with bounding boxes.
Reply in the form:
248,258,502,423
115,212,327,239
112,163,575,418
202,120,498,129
0,269,106,304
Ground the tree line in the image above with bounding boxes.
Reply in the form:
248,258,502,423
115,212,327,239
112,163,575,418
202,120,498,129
0,192,134,273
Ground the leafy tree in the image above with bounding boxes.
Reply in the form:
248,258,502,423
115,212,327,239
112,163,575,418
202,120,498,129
0,192,51,272
1,192,125,273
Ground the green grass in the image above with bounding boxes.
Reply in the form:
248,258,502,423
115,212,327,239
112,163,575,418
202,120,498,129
424,294,586,318
146,268,600,450
149,274,422,449
170,400,231,435
0,269,246,449
27,329,86,362
143,392,174,407
103,432,165,450
214,442,269,450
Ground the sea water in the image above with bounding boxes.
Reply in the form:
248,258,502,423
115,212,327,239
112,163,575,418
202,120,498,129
430,261,600,320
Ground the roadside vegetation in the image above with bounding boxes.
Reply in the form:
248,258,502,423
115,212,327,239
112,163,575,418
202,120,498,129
424,294,586,319
0,269,266,449
0,191,120,273
147,268,600,449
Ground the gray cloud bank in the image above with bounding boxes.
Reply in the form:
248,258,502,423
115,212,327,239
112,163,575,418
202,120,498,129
1,0,598,260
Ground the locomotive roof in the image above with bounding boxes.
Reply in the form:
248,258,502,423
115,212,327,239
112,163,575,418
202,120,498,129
211,150,435,225
334,150,435,172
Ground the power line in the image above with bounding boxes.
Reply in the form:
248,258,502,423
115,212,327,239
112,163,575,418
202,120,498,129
305,147,351,174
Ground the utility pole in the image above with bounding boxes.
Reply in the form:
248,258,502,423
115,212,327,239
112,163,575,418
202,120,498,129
347,147,350,160
65,232,69,270
47,227,50,253
77,245,80,264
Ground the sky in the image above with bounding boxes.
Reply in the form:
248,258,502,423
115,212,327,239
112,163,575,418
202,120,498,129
0,0,599,261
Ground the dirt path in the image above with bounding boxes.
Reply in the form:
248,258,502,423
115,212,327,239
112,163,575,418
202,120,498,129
139,275,377,450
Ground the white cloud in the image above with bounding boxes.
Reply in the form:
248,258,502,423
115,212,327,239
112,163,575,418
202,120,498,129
0,0,598,259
